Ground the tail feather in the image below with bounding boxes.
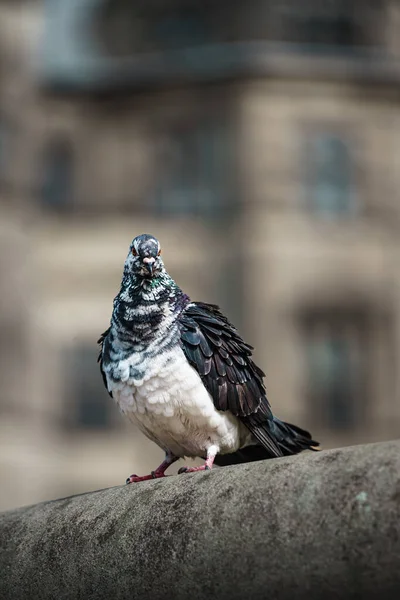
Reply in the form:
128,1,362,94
214,417,319,467
271,416,320,456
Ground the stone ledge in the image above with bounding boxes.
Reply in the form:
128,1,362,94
1,440,400,600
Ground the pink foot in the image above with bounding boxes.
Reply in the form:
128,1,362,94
178,446,217,475
178,465,211,474
126,471,165,484
125,454,179,484
178,454,215,474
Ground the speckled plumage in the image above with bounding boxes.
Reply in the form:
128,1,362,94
99,234,319,480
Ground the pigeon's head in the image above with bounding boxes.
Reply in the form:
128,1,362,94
125,234,163,279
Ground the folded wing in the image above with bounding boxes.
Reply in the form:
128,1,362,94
179,302,283,457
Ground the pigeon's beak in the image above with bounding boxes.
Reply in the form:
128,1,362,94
143,257,155,276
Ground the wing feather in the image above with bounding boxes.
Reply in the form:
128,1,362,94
97,328,112,398
179,302,282,457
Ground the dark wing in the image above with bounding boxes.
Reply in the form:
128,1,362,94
179,302,283,457
97,328,112,398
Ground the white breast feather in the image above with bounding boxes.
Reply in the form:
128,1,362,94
106,345,253,458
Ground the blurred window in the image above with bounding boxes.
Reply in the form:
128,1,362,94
97,0,211,56
97,0,375,54
44,1,383,92
66,345,114,430
307,134,357,216
41,141,74,211
279,1,360,48
153,10,208,51
304,312,367,430
154,121,230,218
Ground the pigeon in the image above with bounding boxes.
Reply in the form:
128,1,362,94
98,233,319,483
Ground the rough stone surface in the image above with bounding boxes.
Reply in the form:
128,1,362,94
1,440,400,600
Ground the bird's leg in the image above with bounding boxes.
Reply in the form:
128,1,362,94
178,445,218,475
126,453,179,484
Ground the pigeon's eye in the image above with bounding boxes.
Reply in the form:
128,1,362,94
132,248,138,257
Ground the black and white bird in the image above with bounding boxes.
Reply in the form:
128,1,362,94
98,234,319,483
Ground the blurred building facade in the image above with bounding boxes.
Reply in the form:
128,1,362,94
1,0,400,510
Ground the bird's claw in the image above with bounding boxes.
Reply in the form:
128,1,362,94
178,464,212,474
126,471,167,484
126,474,138,484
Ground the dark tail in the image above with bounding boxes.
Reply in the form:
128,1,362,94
214,417,319,467
269,417,320,456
